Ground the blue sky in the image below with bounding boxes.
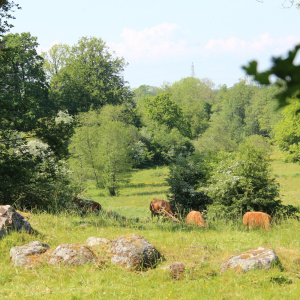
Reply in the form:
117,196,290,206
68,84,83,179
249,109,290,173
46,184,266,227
10,0,300,89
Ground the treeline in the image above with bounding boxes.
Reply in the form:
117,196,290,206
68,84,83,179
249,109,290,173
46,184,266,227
0,29,299,216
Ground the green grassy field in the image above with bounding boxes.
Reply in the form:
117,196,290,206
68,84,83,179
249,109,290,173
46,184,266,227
0,152,299,299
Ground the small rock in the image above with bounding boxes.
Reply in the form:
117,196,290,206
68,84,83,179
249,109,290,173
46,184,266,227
10,241,50,267
109,233,163,270
169,262,186,280
221,247,279,273
49,244,96,265
0,205,33,239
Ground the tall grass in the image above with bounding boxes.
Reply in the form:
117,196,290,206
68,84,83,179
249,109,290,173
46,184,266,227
0,157,299,299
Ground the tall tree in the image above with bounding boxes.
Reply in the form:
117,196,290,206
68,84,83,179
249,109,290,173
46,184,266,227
69,107,138,196
0,1,20,43
0,32,51,133
0,32,74,210
167,77,216,138
43,37,133,115
142,93,192,138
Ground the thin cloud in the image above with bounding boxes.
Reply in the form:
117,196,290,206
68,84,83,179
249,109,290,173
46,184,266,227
110,23,191,62
204,33,300,56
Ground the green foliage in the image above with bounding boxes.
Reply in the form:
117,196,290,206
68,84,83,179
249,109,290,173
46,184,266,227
133,84,159,103
274,99,300,162
166,154,211,212
69,107,138,196
244,85,282,138
142,93,192,138
0,1,20,39
0,135,73,210
0,33,74,211
205,144,283,218
243,44,300,109
34,111,75,160
139,123,194,165
196,80,281,155
43,37,133,115
0,32,51,132
168,77,216,138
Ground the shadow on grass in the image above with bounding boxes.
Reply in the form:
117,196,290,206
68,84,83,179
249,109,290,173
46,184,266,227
125,182,167,189
71,209,147,230
70,209,208,233
123,190,169,197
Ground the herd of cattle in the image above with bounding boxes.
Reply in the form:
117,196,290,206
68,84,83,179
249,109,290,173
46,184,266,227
149,199,272,230
72,197,271,230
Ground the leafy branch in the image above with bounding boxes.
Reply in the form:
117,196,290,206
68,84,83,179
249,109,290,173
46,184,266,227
243,44,300,109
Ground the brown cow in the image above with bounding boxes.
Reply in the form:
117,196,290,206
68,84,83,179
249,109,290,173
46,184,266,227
186,211,206,227
150,199,175,220
72,197,101,213
243,211,271,230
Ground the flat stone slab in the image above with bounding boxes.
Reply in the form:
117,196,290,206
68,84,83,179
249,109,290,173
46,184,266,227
109,233,163,270
10,241,50,267
221,247,279,273
49,244,96,265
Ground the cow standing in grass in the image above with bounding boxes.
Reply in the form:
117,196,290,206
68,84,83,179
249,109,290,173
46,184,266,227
186,211,206,227
72,197,101,213
150,199,175,220
243,211,271,230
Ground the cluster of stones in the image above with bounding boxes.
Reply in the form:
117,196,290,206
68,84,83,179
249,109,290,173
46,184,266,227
1,205,280,277
9,233,164,270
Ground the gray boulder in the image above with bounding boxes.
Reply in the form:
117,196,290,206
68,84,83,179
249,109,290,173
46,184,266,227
109,233,163,270
0,205,32,239
49,244,96,265
10,241,50,267
86,237,111,247
221,247,279,273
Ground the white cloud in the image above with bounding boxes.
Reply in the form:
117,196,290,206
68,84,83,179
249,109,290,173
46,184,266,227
204,34,300,56
110,24,300,65
109,23,191,62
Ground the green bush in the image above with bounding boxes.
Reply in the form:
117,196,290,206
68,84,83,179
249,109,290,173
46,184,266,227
166,154,211,213
204,144,296,218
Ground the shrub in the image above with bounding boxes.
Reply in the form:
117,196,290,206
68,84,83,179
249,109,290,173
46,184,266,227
204,144,298,218
166,154,211,213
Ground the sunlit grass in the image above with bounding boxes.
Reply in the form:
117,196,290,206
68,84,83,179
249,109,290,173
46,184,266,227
0,155,300,299
271,147,300,207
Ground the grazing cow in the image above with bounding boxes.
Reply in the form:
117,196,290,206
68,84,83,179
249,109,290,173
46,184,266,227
150,199,175,220
72,197,101,213
186,211,206,227
243,211,271,230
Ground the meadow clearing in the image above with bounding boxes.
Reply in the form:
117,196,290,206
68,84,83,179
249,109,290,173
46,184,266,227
0,151,299,300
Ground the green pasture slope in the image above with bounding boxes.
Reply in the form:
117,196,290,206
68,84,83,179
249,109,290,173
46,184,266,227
0,154,300,299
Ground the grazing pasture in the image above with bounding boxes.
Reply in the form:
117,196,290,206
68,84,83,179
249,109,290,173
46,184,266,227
0,156,299,299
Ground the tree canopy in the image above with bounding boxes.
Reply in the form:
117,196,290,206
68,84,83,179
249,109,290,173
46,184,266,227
43,37,133,115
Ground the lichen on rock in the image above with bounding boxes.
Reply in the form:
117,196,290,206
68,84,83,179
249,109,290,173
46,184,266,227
109,233,163,270
221,247,279,273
